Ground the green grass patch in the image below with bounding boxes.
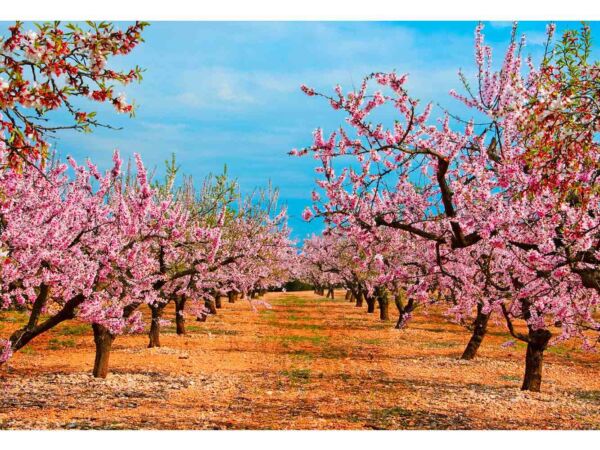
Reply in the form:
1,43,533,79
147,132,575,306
546,345,573,357
20,346,37,355
280,368,311,382
320,346,349,359
500,374,521,382
278,296,309,307
57,324,89,336
423,341,457,349
574,390,600,402
48,338,77,350
514,341,527,351
202,328,239,336
420,327,446,333
338,372,352,382
0,313,26,324
280,335,329,346
259,309,277,324
358,338,383,345
370,406,414,428
289,349,314,361
285,314,312,322
167,325,238,335
161,324,204,333
281,323,323,331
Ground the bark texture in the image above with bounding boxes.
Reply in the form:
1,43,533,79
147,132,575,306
521,328,552,392
92,324,116,378
460,305,491,360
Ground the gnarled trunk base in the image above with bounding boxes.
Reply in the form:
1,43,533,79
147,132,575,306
354,289,364,307
461,306,490,360
148,304,164,348
93,324,115,378
6,292,85,357
366,296,376,314
394,295,414,329
521,329,552,392
378,296,389,321
206,299,217,315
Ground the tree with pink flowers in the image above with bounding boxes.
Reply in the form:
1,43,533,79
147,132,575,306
0,150,164,376
0,148,296,377
294,22,599,391
0,21,147,168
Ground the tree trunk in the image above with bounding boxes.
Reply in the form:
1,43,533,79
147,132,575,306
214,294,222,308
366,296,375,313
206,298,217,315
395,294,414,329
148,304,164,348
92,324,116,378
327,287,335,299
378,295,390,321
521,328,552,392
354,289,363,307
461,305,490,360
175,297,187,335
228,291,235,303
7,293,85,354
345,290,352,301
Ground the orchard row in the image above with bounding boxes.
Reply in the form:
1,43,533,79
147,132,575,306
296,23,599,392
0,21,297,377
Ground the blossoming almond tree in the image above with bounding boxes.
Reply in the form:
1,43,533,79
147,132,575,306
0,150,159,376
0,21,147,168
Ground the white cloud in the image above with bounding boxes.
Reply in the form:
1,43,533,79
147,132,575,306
524,31,550,46
489,21,515,29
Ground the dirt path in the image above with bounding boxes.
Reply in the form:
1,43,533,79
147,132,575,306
0,291,599,429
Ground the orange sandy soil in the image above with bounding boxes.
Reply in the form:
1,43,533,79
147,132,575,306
0,290,598,430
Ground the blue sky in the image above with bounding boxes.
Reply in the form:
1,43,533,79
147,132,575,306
4,21,597,241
